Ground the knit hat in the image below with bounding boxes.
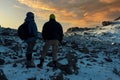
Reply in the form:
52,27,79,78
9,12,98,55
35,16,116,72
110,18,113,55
50,14,55,19
26,12,34,18
25,12,34,22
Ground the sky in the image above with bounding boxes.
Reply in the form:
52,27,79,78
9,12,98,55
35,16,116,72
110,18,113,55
0,0,120,32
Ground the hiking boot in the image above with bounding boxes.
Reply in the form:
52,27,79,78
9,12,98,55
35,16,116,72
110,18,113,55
37,63,43,68
52,61,58,70
53,61,57,67
26,60,35,68
37,58,44,68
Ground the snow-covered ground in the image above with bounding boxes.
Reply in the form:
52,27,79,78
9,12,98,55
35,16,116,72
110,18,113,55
0,20,120,80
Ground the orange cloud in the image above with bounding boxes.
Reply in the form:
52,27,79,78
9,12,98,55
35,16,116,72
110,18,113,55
18,0,56,11
100,0,115,3
109,7,120,12
18,0,120,29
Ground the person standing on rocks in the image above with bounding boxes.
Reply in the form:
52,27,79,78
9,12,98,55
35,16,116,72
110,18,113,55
18,12,38,68
37,14,63,68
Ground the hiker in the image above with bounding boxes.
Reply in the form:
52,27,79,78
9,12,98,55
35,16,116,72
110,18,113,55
37,14,63,68
18,12,38,68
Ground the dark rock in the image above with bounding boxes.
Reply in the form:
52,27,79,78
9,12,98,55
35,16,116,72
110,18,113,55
91,54,98,58
11,44,20,54
66,53,79,75
84,55,90,58
61,40,67,46
115,17,120,21
80,61,85,64
87,58,97,62
60,65,73,75
67,27,80,32
79,46,89,54
13,63,17,67
102,21,113,26
4,39,14,46
87,63,92,66
46,52,52,57
90,50,98,53
0,58,5,65
12,56,18,59
47,61,73,75
18,55,23,58
0,69,8,80
113,68,120,77
47,61,62,68
50,73,63,80
104,57,113,62
27,77,36,80
66,27,96,33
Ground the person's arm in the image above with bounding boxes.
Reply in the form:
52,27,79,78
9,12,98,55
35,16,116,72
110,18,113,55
58,23,64,42
29,21,38,37
42,23,47,41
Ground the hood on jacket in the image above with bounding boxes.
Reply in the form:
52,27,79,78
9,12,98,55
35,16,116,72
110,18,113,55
25,12,34,22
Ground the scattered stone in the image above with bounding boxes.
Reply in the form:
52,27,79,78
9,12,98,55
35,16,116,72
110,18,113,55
47,61,73,75
113,68,120,77
13,63,17,67
102,21,113,26
40,78,45,80
27,77,36,80
80,61,85,64
84,55,90,58
46,52,52,57
0,69,8,80
87,58,97,62
47,61,62,68
12,56,18,59
106,78,112,80
90,53,98,58
60,65,73,75
0,58,5,65
18,55,23,58
66,53,79,75
87,63,92,66
104,57,112,62
79,46,89,54
50,73,63,80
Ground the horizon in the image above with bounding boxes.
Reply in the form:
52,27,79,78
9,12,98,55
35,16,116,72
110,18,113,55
0,0,120,32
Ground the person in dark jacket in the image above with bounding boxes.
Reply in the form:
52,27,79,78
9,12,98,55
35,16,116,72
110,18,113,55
24,12,38,68
37,14,63,68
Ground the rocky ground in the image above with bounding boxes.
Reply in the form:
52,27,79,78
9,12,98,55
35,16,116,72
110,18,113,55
0,22,120,80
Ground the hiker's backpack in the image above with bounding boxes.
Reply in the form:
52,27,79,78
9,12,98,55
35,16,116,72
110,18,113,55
18,22,30,40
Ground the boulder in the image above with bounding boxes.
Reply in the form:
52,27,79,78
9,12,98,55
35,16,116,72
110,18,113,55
102,21,112,26
0,58,5,65
0,69,8,80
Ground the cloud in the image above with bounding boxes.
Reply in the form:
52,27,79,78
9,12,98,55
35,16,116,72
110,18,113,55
13,5,21,9
18,0,120,28
99,0,115,3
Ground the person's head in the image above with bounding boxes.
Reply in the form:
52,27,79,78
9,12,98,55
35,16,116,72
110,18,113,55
26,12,34,18
49,14,55,20
25,12,34,22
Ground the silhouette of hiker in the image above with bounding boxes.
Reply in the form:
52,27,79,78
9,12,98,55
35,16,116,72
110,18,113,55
18,12,38,68
37,14,63,68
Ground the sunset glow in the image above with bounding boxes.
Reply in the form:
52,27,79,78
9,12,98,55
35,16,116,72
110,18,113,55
0,0,120,32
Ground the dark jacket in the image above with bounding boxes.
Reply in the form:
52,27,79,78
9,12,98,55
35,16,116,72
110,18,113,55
24,15,38,43
42,19,63,42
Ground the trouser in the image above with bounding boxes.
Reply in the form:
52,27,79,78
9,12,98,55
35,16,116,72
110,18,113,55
41,40,59,61
26,41,36,61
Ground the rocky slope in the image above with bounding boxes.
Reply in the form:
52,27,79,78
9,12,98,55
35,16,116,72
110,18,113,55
0,19,120,80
